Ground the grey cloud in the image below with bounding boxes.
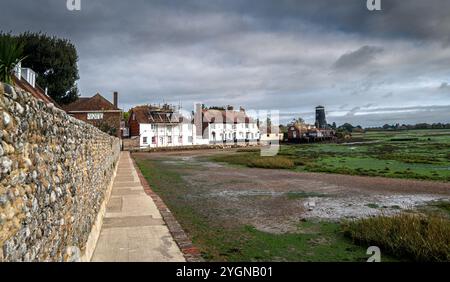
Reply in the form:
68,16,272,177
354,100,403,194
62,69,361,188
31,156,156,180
345,107,361,117
439,82,450,91
330,105,450,127
0,0,449,127
334,46,384,70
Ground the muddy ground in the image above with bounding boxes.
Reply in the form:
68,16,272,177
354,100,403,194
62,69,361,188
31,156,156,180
133,149,450,234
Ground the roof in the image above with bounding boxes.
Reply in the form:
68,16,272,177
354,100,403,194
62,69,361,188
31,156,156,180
130,105,183,124
13,76,59,107
63,93,120,112
202,109,254,123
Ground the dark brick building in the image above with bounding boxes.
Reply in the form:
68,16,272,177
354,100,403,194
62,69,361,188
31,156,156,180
63,92,122,137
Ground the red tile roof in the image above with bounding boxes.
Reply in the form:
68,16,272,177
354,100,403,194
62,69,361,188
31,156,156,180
202,109,254,123
13,76,59,107
63,93,121,112
130,105,182,124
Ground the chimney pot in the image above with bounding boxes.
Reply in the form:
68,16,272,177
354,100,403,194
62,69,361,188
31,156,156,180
113,91,118,108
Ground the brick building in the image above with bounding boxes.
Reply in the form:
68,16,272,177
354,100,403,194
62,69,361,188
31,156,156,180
63,92,122,137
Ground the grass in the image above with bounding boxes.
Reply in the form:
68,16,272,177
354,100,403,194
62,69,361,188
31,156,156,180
134,156,385,262
342,213,450,262
210,129,450,182
212,154,295,169
133,131,450,262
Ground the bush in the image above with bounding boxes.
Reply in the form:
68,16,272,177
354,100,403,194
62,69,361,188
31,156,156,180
236,148,261,153
342,213,450,261
212,154,295,169
248,157,295,169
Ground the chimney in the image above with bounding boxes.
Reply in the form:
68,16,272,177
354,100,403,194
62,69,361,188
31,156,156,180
113,91,118,108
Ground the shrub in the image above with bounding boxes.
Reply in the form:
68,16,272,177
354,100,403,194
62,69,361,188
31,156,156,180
236,148,261,153
248,157,295,169
342,213,450,261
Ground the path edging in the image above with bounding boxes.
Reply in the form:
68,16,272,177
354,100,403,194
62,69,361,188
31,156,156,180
131,155,204,262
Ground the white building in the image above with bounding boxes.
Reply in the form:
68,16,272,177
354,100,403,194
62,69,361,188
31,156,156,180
128,105,196,148
196,107,260,145
128,105,260,148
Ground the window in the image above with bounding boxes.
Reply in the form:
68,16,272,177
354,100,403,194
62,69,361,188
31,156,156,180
188,136,193,143
168,136,172,144
210,123,215,129
152,137,156,144
151,124,157,130
160,137,164,144
179,136,183,143
245,123,249,129
87,113,103,120
143,137,148,144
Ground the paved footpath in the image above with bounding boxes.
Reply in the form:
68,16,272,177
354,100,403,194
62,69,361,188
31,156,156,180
91,152,185,262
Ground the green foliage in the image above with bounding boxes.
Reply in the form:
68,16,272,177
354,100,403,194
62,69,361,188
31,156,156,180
123,111,130,121
0,34,26,84
342,213,450,261
15,32,80,104
212,154,295,169
338,123,355,132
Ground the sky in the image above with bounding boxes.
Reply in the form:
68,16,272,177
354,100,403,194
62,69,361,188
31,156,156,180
1,0,449,127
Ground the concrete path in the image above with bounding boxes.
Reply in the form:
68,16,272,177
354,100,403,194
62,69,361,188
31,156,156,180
91,152,185,262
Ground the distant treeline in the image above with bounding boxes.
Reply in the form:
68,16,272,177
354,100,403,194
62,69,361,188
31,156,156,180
364,123,450,131
279,122,450,134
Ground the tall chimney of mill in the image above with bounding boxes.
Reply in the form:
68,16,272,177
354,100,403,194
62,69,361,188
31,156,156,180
113,91,118,108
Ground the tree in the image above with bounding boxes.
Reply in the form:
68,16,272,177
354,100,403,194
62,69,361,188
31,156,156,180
292,117,305,124
0,34,26,84
339,123,354,132
123,111,130,121
15,32,80,104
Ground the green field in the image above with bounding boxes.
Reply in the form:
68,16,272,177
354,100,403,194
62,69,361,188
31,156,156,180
133,128,450,262
134,157,385,262
212,129,450,182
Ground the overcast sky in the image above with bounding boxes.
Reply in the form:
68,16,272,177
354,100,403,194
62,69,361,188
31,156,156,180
1,0,449,126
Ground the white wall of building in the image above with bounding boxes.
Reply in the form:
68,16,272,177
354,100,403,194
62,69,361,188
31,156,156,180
139,122,196,148
138,118,260,148
208,122,260,144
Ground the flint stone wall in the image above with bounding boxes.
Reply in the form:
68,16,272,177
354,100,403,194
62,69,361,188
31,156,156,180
0,82,120,261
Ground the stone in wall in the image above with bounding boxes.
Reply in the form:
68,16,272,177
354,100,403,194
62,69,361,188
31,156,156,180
0,82,120,261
